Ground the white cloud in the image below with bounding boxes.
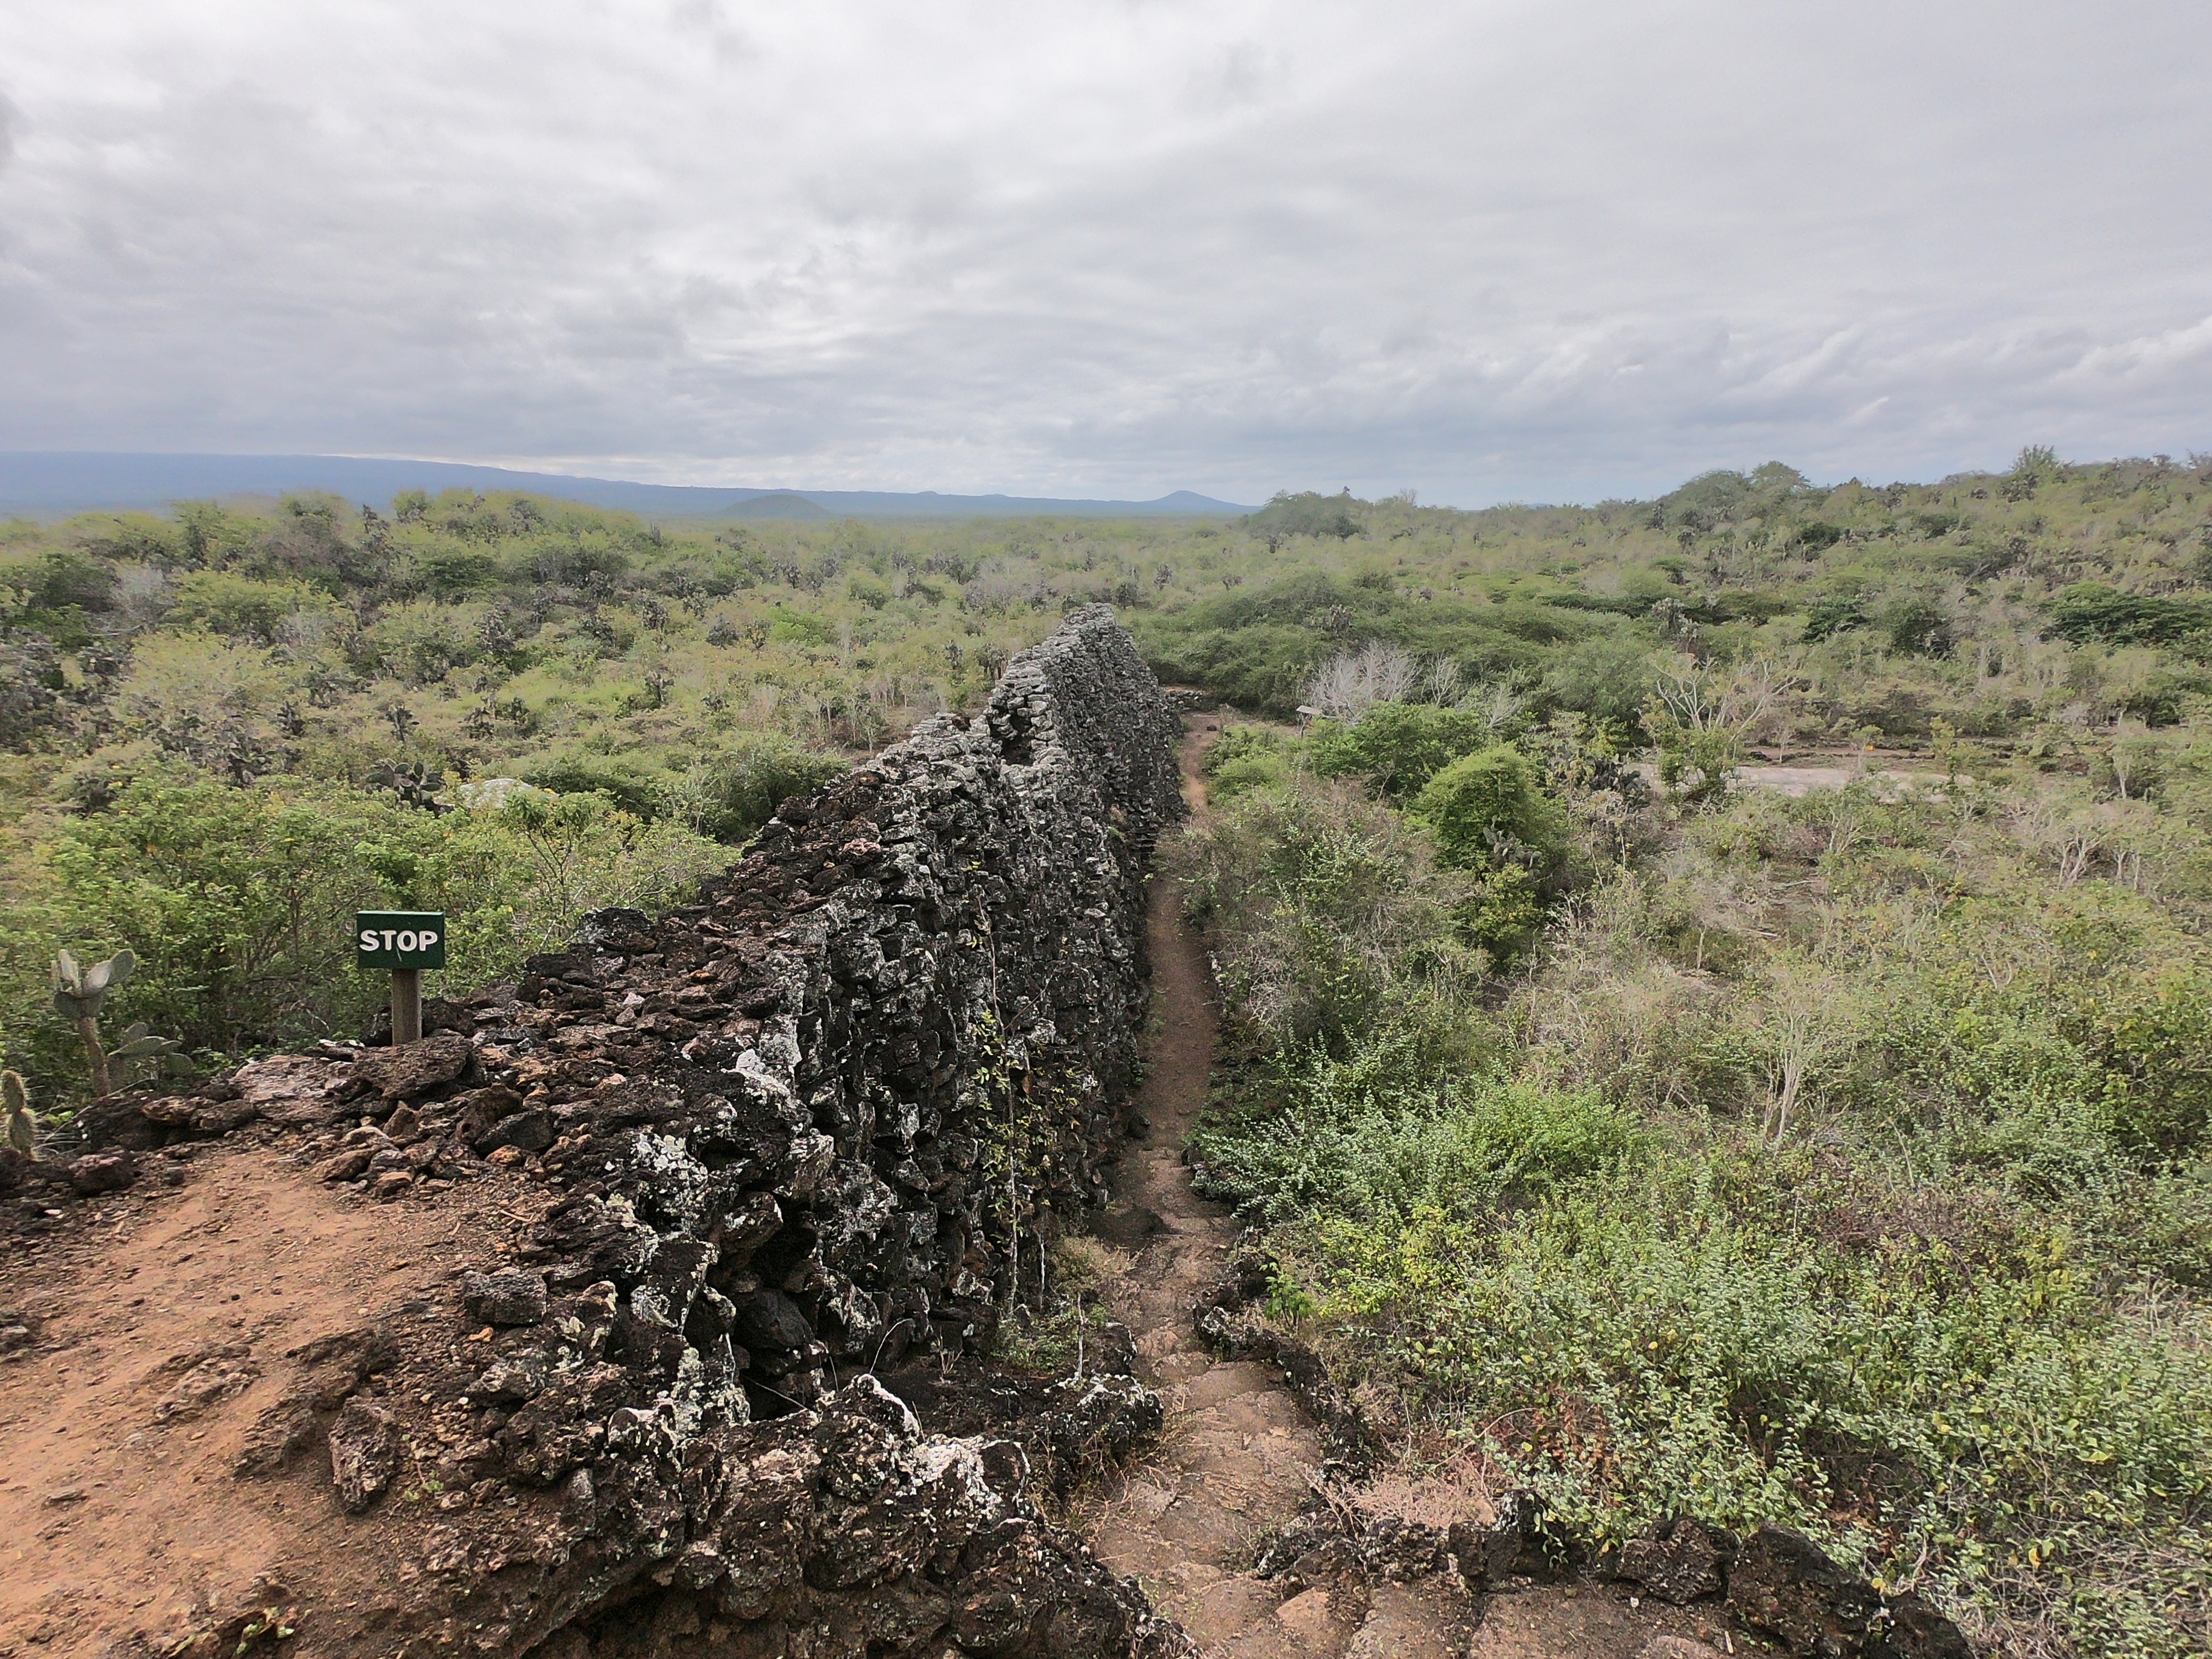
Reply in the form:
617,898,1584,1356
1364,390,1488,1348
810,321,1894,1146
0,0,2206,505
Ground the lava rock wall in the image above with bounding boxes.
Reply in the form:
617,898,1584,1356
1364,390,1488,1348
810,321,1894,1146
510,602,1182,1423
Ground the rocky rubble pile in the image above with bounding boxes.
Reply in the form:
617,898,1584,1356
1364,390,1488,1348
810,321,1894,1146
19,608,1190,1657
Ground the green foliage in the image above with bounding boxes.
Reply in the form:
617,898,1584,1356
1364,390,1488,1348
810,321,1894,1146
1453,863,1547,968
1135,573,1590,717
1408,745,1566,875
50,946,134,1023
768,606,831,645
0,774,723,1086
1201,724,1294,799
411,544,501,597
671,735,850,844
1874,594,1952,657
1309,702,1506,798
2047,582,2212,648
1178,776,1481,1053
1190,680,2212,1653
1802,594,1866,643
1194,1046,1641,1228
1249,488,1364,545
1537,632,1655,735
166,572,331,639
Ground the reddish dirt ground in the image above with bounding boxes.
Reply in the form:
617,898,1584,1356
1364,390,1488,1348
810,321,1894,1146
0,1145,542,1657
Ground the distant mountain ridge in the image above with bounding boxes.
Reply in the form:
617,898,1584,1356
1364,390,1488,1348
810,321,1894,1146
0,453,1255,518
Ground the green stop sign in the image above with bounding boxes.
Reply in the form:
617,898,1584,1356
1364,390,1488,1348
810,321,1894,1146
356,911,448,969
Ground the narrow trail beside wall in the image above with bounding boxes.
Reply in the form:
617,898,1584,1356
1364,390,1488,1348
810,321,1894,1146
1083,722,1472,1659
1082,721,1774,1659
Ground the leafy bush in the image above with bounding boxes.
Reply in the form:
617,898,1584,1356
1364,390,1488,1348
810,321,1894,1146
1408,745,1566,875
166,572,332,640
687,735,849,843
2,774,724,1087
1249,489,1363,543
1201,725,1294,799
1309,702,1505,797
1178,777,1480,1053
1194,1044,1640,1228
2048,583,2212,647
1802,595,1866,643
1875,594,1952,657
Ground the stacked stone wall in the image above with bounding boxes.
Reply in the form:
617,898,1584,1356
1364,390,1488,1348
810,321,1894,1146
512,599,1182,1417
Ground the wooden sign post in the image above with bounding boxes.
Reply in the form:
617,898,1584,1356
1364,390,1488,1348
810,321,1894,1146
356,911,447,1047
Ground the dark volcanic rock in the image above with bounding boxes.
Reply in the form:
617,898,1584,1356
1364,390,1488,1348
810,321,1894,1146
354,1032,478,1102
1616,1515,1733,1604
463,1268,550,1327
328,1398,400,1513
476,1108,556,1155
1729,1527,1872,1653
525,1380,1191,1659
65,1148,138,1194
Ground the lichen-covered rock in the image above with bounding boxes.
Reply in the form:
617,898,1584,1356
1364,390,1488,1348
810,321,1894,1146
463,1267,550,1327
328,1397,400,1514
461,607,1180,1418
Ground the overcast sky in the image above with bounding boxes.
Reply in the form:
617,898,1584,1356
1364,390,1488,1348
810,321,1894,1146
1,1,2206,506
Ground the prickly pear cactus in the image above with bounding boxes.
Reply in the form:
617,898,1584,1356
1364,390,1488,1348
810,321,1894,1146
52,947,137,1097
2,1071,33,1156
111,1022,189,1087
50,947,135,1022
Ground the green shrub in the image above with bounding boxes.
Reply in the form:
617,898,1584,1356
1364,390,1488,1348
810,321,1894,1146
166,572,332,640
688,735,848,843
11,774,725,1081
1178,777,1481,1051
411,545,502,597
1195,1049,1641,1229
768,606,831,645
1309,702,1503,797
519,755,662,820
1453,864,1547,968
1202,726,1294,799
1408,745,1566,874
2048,583,2211,648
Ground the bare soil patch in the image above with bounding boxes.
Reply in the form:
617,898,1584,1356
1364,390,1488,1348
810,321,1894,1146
1,1143,545,1656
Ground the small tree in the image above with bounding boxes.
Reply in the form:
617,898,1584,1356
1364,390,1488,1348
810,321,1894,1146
1644,658,1788,804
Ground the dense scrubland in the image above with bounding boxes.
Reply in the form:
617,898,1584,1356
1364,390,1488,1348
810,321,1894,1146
7,450,2212,1655
1175,452,2212,1659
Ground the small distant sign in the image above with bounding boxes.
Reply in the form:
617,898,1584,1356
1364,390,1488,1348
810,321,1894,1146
356,911,447,970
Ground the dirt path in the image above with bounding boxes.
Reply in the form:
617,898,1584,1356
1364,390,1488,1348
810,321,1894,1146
1083,721,1474,1658
1082,718,1758,1659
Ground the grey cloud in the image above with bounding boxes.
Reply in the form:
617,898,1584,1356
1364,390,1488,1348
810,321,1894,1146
0,1,2205,503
